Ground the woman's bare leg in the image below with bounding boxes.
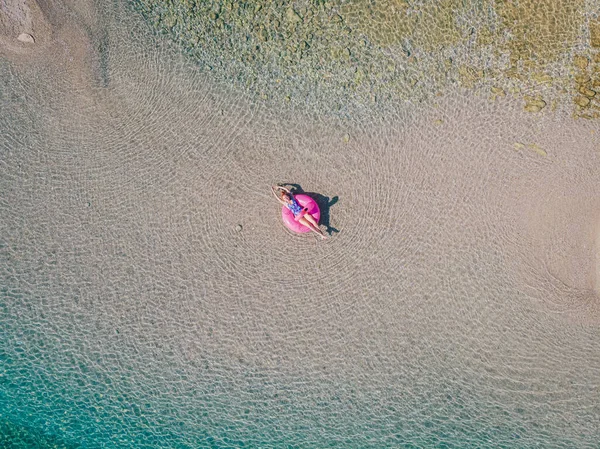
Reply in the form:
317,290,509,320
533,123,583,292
298,216,327,238
304,213,319,228
305,214,327,238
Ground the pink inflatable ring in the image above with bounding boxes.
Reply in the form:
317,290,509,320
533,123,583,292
281,194,321,233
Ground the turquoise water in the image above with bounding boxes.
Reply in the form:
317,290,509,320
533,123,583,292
2,1,600,448
3,340,596,449
2,344,598,448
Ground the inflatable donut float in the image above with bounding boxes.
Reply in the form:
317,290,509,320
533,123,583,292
281,194,321,233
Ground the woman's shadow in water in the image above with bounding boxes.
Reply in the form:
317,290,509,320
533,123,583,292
283,183,340,236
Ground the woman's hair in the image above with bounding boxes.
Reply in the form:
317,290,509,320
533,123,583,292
281,192,290,200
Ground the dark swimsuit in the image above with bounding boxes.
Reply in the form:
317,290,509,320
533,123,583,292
286,195,307,217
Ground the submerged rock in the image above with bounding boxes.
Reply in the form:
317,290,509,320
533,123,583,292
575,74,591,85
574,95,591,107
573,55,589,69
17,33,35,44
527,143,547,157
524,104,542,112
532,73,553,84
578,86,596,98
490,86,505,101
590,20,600,48
286,7,301,25
331,14,343,23
524,96,546,112
131,0,600,119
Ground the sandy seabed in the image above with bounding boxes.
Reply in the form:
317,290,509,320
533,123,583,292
1,1,599,448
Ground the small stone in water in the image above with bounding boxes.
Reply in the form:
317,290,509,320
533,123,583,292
578,86,596,98
574,96,590,107
523,97,546,112
524,104,542,112
17,33,35,44
527,143,547,157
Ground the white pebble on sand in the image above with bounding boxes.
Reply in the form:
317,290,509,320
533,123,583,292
17,33,35,44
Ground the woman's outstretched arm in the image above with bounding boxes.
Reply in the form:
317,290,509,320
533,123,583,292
271,185,286,204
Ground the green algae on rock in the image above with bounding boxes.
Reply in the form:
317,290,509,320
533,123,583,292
131,0,600,118
524,96,547,112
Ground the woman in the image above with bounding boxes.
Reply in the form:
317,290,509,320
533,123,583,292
271,185,327,239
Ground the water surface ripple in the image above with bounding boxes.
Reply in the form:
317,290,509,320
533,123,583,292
1,1,599,448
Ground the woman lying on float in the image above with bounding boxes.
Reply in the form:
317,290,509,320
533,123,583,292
271,185,327,239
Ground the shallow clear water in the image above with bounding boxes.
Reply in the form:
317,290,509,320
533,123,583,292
1,1,600,448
